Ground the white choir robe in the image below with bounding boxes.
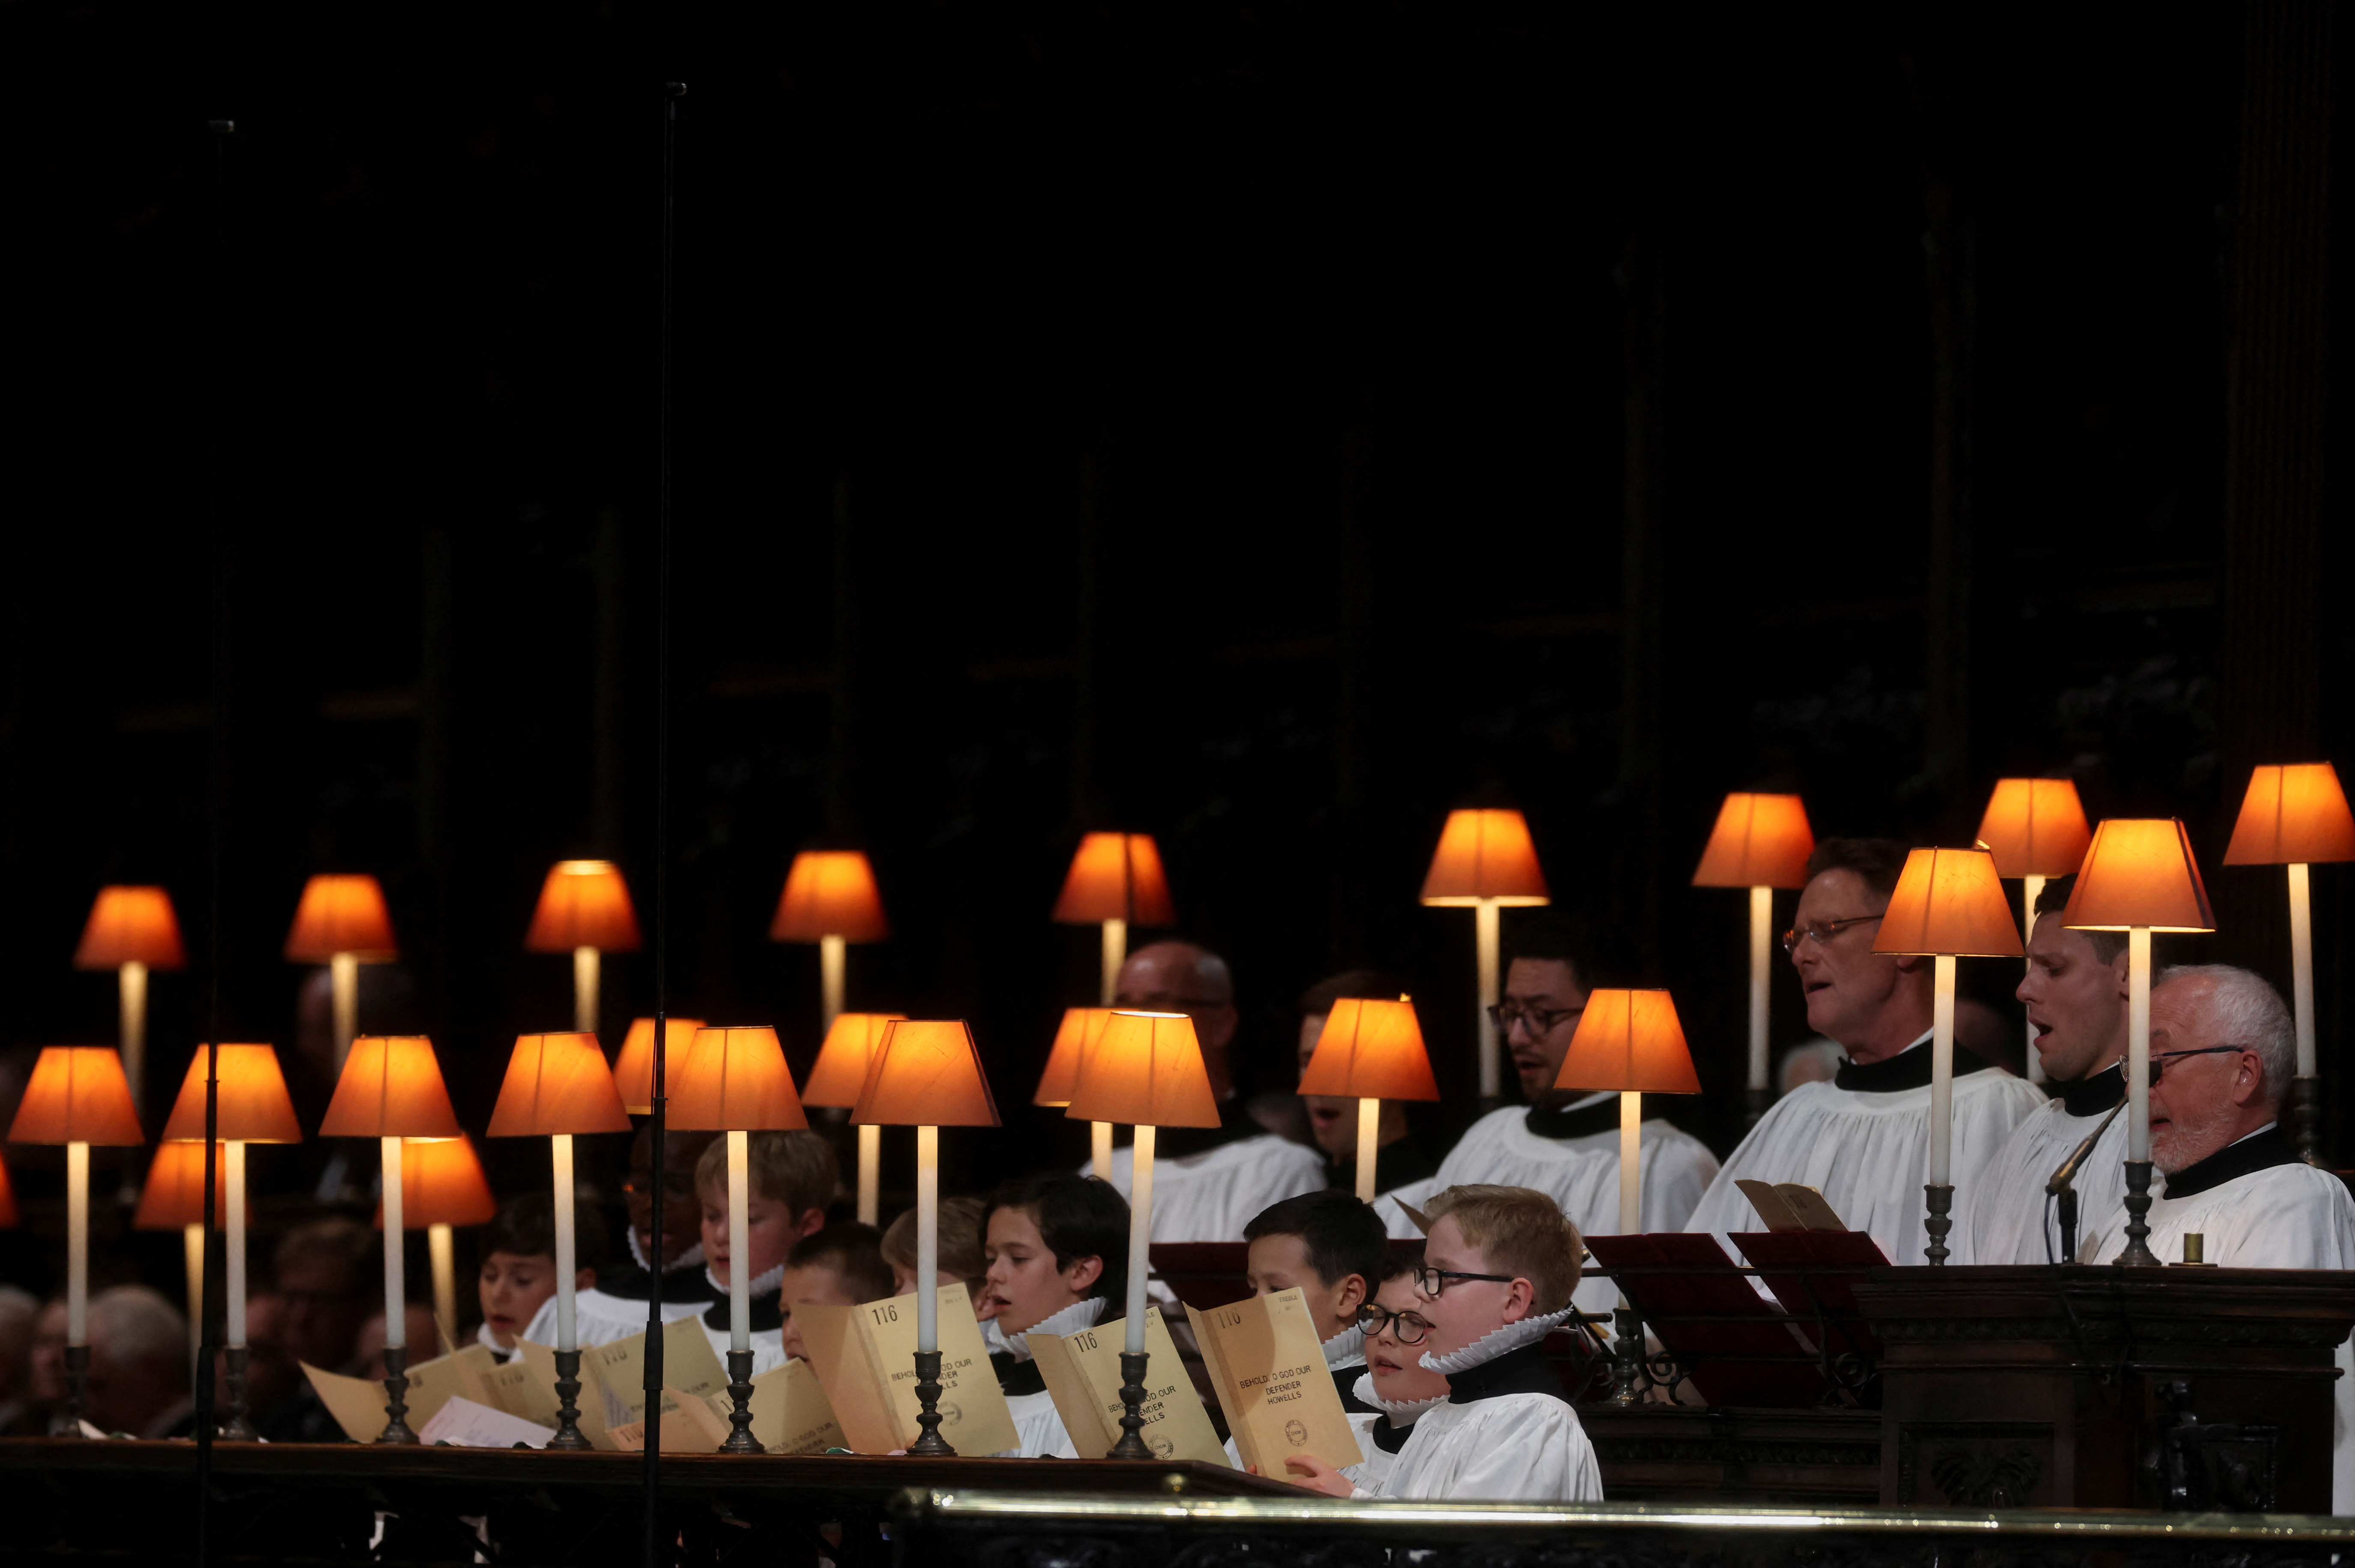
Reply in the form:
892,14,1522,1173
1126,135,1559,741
1378,1393,1601,1502
2075,1135,2355,1512
1340,1410,1409,1494
1086,1134,1327,1243
1684,1046,2047,1268
696,1310,788,1381
1954,1084,2129,1265
524,1284,711,1350
1002,1387,1080,1458
1388,1096,1720,1318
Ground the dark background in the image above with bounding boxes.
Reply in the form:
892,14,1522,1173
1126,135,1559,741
0,3,2346,1291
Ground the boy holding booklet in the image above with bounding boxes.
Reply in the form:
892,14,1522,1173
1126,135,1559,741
978,1174,1130,1458
777,1223,895,1364
688,1131,836,1375
1282,1184,1600,1502
1243,1190,1389,1414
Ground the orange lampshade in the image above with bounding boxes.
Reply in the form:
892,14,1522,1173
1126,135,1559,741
1298,998,1442,1101
1033,1008,1115,1108
132,1141,228,1230
802,1012,910,1109
852,1021,1002,1128
74,886,186,971
1690,794,1815,889
486,1032,633,1137
524,860,642,953
2062,819,2216,933
1064,1011,1219,1128
1974,779,2093,879
9,1047,144,1146
669,1027,808,1132
1420,809,1551,905
375,1134,498,1229
1873,848,2026,957
0,1156,18,1228
2224,764,2355,866
1553,990,1702,1094
769,851,890,943
319,1036,462,1139
1052,833,1177,925
611,1016,707,1117
283,874,398,963
159,1045,303,1144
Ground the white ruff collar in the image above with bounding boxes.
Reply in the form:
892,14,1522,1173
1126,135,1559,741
629,1228,706,1274
706,1261,785,1299
1418,1304,1579,1375
1008,1296,1108,1362
1350,1372,1448,1424
1322,1321,1367,1371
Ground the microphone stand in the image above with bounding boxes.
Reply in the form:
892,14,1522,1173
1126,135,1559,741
2045,1096,2128,1264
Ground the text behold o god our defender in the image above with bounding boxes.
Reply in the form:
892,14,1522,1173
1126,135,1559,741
1185,1286,1362,1474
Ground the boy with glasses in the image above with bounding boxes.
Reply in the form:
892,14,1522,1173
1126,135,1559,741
1340,1254,1451,1494
1393,917,1717,1321
1684,839,2046,1266
1274,1184,1598,1501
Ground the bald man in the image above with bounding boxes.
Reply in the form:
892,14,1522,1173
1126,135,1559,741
1084,940,1326,1241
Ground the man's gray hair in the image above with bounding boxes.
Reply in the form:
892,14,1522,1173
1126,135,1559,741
2155,964,2295,1105
89,1285,188,1389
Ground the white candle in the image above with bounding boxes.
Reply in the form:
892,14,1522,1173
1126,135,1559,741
1619,1091,1642,1235
227,1142,248,1349
573,946,600,1036
2289,863,2316,1077
380,1137,405,1349
1100,919,1127,1007
66,1143,89,1345
1124,1124,1155,1356
1475,899,1502,1100
727,1129,750,1356
856,1124,880,1228
820,934,847,1034
1091,1122,1114,1179
120,962,148,1122
1928,955,1956,1187
1747,886,1772,1092
2021,875,2046,1083
1354,1098,1381,1204
2127,928,2152,1163
553,1134,578,1352
915,1125,939,1353
330,954,359,1072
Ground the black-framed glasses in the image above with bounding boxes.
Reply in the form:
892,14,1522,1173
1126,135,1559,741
1413,1264,1517,1297
2151,1045,2249,1083
1487,1002,1585,1035
1355,1303,1436,1345
1780,914,1884,955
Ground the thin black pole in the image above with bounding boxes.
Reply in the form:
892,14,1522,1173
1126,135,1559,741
641,79,683,1568
195,114,234,1568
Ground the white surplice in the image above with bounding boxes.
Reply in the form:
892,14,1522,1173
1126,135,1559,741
1374,1342,1600,1503
524,1283,711,1350
1953,1071,2127,1265
1087,1134,1326,1243
1684,1036,2048,1268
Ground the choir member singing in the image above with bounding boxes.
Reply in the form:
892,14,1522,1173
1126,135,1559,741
1296,972,1441,1199
477,1194,606,1360
977,1173,1130,1458
1339,1255,1450,1495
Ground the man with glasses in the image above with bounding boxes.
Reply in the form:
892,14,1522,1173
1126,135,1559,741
1953,874,2132,1263
1684,839,2046,1266
1391,917,1717,1320
1087,940,1325,1241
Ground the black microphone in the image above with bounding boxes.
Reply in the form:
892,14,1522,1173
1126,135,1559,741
2046,1098,2129,1197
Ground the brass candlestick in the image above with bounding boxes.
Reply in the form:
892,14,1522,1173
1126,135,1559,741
907,1349,955,1455
2115,1160,2160,1267
1108,1350,1153,1458
548,1348,591,1450
375,1345,418,1444
720,1348,760,1453
221,1347,258,1440
1609,1305,1646,1405
1923,1183,1954,1266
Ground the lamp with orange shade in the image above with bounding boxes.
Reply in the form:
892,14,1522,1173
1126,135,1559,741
1053,833,1175,1005
1553,989,1699,1404
526,860,642,1037
372,1133,498,1343
801,1012,908,1224
769,850,890,1036
488,1032,633,1449
74,886,185,1125
134,1139,229,1381
1298,997,1441,1203
1690,794,1813,1120
1974,779,2094,1084
613,1015,706,1116
671,1026,808,1452
1066,1009,1217,1457
1420,809,1550,1103
853,1020,1001,1455
2063,820,2215,1267
2224,762,2355,1160
1871,848,2024,1263
160,1042,301,1438
320,1035,462,1442
284,874,398,1072
8,1046,143,1434
1035,1007,1118,1177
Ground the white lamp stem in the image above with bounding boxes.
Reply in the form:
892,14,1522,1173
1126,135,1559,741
727,1129,751,1355
66,1143,89,1346
856,1123,881,1226
1476,899,1502,1100
227,1142,249,1350
2289,863,2316,1076
915,1125,940,1353
1747,887,1771,1092
1619,1091,1642,1235
427,1223,454,1349
552,1134,578,1352
182,1223,204,1376
1100,918,1127,1006
2021,875,2046,1083
1354,1098,1380,1204
119,962,148,1121
573,946,600,1036
330,954,359,1072
1124,1124,1155,1356
820,934,847,1035
2126,928,2152,1163
380,1137,406,1349
1091,1121,1114,1178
